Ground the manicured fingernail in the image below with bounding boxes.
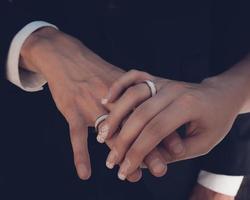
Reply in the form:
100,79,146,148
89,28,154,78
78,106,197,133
101,98,108,105
151,158,166,174
97,124,109,143
106,150,117,169
172,143,184,155
118,172,126,181
101,91,112,104
118,159,130,181
96,135,105,143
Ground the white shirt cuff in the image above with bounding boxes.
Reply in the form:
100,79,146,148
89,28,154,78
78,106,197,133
6,21,58,92
198,170,243,197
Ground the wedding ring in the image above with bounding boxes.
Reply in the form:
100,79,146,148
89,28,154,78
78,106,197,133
143,80,157,97
95,114,109,132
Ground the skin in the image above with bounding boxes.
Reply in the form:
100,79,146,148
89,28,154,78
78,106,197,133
20,27,242,199
99,55,250,181
189,184,234,200
20,27,177,181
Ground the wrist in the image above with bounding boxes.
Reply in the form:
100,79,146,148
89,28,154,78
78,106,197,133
202,60,250,115
20,27,61,73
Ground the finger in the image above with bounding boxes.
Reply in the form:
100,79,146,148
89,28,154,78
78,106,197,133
106,133,167,180
77,91,109,127
67,90,108,179
69,118,91,180
87,102,110,143
105,91,173,169
118,98,195,179
143,148,167,177
162,132,185,157
104,131,143,183
105,130,143,183
105,130,144,183
97,83,151,143
105,84,183,170
166,132,215,164
102,69,153,104
126,168,143,182
157,146,172,163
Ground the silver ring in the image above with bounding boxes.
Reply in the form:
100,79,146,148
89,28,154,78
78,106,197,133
143,80,157,97
95,114,109,132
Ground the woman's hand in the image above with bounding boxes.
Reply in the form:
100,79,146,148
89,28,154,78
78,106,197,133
99,69,248,180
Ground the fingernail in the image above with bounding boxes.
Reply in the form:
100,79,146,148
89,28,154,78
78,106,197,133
172,143,184,155
96,135,105,143
78,164,90,180
101,98,108,105
101,91,112,105
118,159,131,181
106,150,117,169
151,158,166,175
97,124,109,143
118,172,126,181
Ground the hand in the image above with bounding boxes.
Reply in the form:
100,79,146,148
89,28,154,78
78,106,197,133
99,69,249,180
20,27,170,181
20,27,124,179
190,184,234,200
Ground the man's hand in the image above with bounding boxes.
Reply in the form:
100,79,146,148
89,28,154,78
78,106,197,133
20,27,125,179
19,27,171,181
190,184,234,200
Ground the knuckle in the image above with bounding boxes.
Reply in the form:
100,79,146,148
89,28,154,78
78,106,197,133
139,71,152,79
167,81,186,91
111,80,123,92
129,69,140,75
129,69,152,80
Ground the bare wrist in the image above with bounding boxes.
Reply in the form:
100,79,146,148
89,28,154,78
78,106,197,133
202,69,249,115
20,27,61,73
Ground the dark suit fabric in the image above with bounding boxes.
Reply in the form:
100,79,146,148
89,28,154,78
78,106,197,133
1,0,250,199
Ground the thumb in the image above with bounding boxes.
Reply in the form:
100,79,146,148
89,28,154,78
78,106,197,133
166,133,213,164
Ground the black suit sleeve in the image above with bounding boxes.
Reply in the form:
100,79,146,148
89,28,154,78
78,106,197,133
200,0,250,175
0,1,66,84
201,114,250,175
0,0,106,86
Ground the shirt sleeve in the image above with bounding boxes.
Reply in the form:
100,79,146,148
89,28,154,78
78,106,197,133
197,170,243,197
6,21,58,92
